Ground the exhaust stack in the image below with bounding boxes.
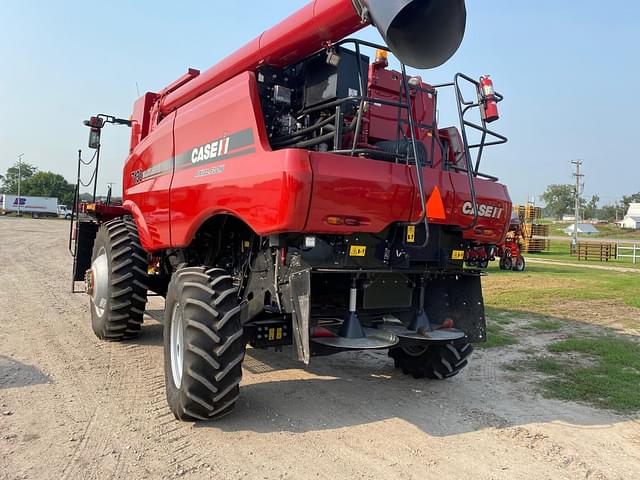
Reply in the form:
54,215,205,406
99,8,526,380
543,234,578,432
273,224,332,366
160,0,466,114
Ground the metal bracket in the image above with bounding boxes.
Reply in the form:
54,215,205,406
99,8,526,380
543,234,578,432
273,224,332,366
289,269,311,364
351,0,370,23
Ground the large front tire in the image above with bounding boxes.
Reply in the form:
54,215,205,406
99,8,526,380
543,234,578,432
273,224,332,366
89,218,148,340
389,342,473,379
164,267,246,421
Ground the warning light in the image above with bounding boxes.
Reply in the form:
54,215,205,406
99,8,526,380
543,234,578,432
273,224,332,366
375,49,389,66
325,216,362,227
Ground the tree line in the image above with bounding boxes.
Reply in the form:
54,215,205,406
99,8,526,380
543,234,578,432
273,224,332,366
0,161,76,205
541,184,639,222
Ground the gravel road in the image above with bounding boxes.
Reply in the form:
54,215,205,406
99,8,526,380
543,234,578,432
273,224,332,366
1,217,639,480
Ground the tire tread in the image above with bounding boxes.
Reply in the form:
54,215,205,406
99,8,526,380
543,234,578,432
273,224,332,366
164,267,245,422
389,342,473,380
90,217,148,341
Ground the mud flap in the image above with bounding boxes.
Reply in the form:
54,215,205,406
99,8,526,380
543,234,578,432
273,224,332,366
289,269,311,364
424,274,486,343
72,221,99,282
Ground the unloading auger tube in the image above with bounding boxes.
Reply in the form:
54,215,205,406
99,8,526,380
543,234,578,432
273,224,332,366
159,0,467,114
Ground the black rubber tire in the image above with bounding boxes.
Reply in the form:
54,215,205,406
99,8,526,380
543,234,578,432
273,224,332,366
501,256,513,271
90,218,148,340
478,259,489,269
513,256,525,272
389,342,473,379
164,267,246,422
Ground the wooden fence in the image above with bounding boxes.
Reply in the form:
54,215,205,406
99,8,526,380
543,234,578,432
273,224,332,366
570,242,617,261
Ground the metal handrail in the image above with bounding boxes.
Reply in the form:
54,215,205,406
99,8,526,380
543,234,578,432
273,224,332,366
431,73,508,231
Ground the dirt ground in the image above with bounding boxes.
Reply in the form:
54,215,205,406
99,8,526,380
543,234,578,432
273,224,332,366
1,217,639,480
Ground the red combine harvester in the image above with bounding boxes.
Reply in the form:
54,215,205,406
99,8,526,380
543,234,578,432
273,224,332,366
70,0,511,421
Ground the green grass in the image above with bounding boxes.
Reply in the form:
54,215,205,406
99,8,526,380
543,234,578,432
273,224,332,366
478,322,517,349
481,256,640,413
527,240,640,270
534,337,640,413
483,263,640,312
532,357,564,374
545,222,640,240
591,224,640,240
485,307,514,325
522,319,563,331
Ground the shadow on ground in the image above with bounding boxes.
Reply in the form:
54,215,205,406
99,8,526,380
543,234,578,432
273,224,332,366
131,308,637,437
0,355,50,390
198,345,635,437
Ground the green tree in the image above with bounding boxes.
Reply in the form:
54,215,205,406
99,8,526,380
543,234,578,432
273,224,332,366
1,162,38,194
583,194,600,220
621,192,640,210
541,184,575,220
599,203,623,222
21,171,75,205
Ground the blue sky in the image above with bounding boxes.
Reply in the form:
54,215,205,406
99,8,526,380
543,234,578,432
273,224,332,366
1,1,638,206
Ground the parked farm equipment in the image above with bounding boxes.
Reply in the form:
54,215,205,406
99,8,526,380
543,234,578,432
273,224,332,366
70,0,511,421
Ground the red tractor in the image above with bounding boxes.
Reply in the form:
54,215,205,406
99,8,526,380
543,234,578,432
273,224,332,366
70,0,511,421
497,218,526,271
464,219,526,271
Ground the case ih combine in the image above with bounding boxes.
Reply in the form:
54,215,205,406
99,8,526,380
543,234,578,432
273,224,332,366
71,0,511,421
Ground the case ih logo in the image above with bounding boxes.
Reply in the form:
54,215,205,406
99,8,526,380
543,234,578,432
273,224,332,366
462,201,504,219
130,129,256,185
13,198,27,206
191,137,230,164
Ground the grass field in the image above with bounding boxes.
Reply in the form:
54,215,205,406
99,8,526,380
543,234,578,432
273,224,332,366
483,263,640,311
526,240,640,269
545,222,640,240
482,263,640,413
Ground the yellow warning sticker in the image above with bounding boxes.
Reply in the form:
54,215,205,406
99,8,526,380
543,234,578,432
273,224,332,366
268,328,275,341
349,245,367,257
451,250,465,260
406,225,416,243
276,328,283,340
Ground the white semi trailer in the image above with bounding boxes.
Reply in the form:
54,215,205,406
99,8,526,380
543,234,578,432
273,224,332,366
0,195,59,218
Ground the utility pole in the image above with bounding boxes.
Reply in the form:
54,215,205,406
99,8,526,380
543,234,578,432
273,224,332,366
17,153,24,217
571,160,584,248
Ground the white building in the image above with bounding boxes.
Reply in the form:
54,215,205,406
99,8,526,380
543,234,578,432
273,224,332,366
619,203,640,230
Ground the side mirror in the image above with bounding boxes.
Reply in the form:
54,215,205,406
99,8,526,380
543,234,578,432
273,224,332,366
88,128,101,149
83,116,105,150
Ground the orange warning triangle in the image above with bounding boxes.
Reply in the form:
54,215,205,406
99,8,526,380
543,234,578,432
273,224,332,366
426,186,447,220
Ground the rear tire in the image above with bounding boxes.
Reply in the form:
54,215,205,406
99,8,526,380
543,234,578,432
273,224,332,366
513,256,525,271
89,218,148,340
389,342,473,379
164,267,246,421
